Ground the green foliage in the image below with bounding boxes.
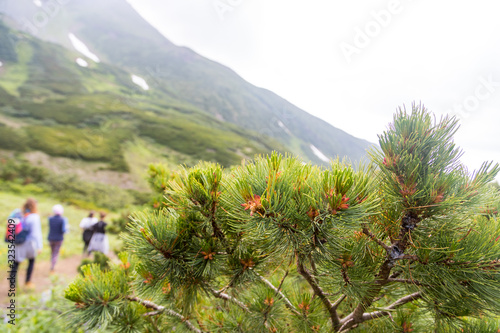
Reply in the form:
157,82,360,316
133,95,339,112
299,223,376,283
21,94,135,126
0,123,28,151
63,106,500,332
0,157,48,183
482,182,500,218
25,126,129,171
126,189,152,207
369,104,500,320
107,212,132,235
43,173,135,210
65,253,138,331
438,317,500,333
147,163,179,210
0,87,18,108
22,100,98,126
0,156,135,210
0,21,17,63
65,264,131,330
77,252,111,275
1,281,86,333
137,117,268,167
26,40,87,95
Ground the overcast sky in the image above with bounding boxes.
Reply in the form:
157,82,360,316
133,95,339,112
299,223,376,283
126,0,499,179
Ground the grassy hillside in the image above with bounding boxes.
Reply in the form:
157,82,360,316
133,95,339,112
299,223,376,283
0,0,373,165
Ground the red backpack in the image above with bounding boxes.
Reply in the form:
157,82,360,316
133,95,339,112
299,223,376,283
5,209,30,244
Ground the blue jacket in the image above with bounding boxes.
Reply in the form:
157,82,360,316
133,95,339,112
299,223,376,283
48,215,69,242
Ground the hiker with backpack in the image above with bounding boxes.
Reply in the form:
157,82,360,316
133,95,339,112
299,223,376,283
87,212,109,255
48,204,69,273
79,211,98,256
11,198,43,289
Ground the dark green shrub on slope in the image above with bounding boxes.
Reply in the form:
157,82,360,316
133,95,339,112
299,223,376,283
25,125,129,171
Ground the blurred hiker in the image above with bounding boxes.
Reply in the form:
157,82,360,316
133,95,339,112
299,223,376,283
87,212,109,255
80,211,98,256
48,204,69,273
12,198,43,289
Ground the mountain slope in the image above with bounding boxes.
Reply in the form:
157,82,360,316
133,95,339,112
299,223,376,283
0,0,372,164
0,20,284,175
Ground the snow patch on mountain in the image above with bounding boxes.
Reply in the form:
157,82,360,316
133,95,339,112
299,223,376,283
310,145,330,163
277,120,292,135
68,33,100,63
131,75,149,90
76,58,88,67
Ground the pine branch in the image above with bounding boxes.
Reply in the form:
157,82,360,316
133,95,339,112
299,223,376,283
308,253,319,282
435,259,500,269
296,255,341,330
341,267,352,286
387,278,428,286
210,203,226,244
398,254,423,263
361,291,423,321
346,212,421,327
332,294,347,310
261,275,279,329
344,258,393,326
338,319,355,333
339,292,423,331
127,296,205,333
147,317,162,333
206,285,251,313
362,224,391,252
372,294,385,303
152,323,162,333
400,255,500,271
256,272,301,316
216,272,240,294
141,229,175,260
389,271,403,279
144,309,165,317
